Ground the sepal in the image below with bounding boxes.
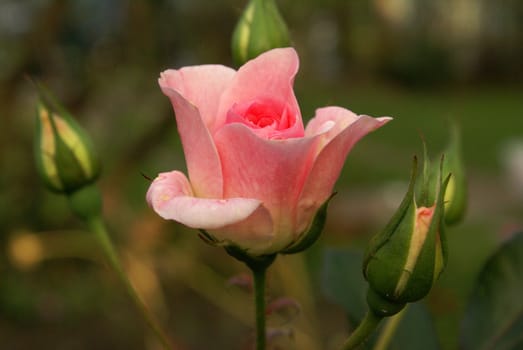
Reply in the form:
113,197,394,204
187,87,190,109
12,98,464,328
225,244,276,271
439,123,467,225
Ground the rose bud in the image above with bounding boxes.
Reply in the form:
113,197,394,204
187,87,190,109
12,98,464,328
34,84,100,194
420,123,466,226
436,123,467,225
146,48,391,257
363,156,450,316
232,0,290,66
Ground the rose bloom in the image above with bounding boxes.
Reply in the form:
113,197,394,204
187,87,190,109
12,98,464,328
147,48,391,255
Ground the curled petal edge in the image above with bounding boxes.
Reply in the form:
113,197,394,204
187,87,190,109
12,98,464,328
146,171,265,230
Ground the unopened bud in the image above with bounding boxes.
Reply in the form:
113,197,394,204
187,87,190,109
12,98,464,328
232,0,290,66
421,124,467,226
34,84,100,194
439,123,467,225
363,156,450,316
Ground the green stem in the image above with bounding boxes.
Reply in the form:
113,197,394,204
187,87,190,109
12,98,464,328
251,265,268,350
87,216,174,350
341,310,383,350
373,307,407,350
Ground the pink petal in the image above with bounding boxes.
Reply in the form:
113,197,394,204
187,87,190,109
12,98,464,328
208,204,276,255
296,108,392,233
217,48,303,133
146,171,274,247
305,106,360,139
158,82,223,198
213,123,322,252
225,97,304,139
159,65,235,132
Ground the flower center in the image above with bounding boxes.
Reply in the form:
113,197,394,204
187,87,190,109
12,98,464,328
244,102,281,128
226,97,303,139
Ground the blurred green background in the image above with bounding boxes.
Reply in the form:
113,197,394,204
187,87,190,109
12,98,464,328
1,0,522,349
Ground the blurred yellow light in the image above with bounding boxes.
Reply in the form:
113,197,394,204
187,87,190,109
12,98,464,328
9,233,44,270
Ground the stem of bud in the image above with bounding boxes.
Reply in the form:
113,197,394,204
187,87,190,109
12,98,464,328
341,310,383,350
87,216,175,350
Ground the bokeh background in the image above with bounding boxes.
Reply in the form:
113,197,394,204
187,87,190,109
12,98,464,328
1,0,522,349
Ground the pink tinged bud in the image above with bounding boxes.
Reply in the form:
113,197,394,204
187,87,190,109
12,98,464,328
394,206,435,296
363,156,450,316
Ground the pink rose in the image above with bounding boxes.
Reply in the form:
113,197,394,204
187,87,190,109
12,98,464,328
147,48,391,255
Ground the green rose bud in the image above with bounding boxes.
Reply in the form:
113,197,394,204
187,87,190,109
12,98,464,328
231,0,290,66
363,156,450,316
34,84,100,194
420,124,467,226
438,123,467,225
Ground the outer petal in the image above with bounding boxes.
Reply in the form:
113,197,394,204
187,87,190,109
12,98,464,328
146,171,273,247
217,48,303,133
159,66,236,132
296,107,392,233
208,206,276,255
158,82,223,198
214,123,322,252
305,106,361,140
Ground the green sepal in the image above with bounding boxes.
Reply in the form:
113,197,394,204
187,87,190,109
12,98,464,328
34,80,73,122
54,125,94,193
366,288,406,318
68,184,102,221
441,122,467,225
435,160,452,276
34,107,63,192
425,123,467,225
281,193,336,254
416,140,432,206
225,244,276,272
365,196,417,302
363,157,419,276
198,229,220,246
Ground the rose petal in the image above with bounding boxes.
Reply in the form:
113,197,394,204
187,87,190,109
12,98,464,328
217,48,303,134
146,171,273,239
208,204,276,255
157,84,223,198
305,106,360,140
159,66,235,132
297,108,392,233
214,123,322,252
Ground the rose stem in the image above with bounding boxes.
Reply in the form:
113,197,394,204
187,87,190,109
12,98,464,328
87,216,175,350
341,310,383,350
373,307,407,350
251,264,268,350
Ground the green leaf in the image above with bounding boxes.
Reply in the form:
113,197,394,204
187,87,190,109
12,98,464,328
461,231,523,350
